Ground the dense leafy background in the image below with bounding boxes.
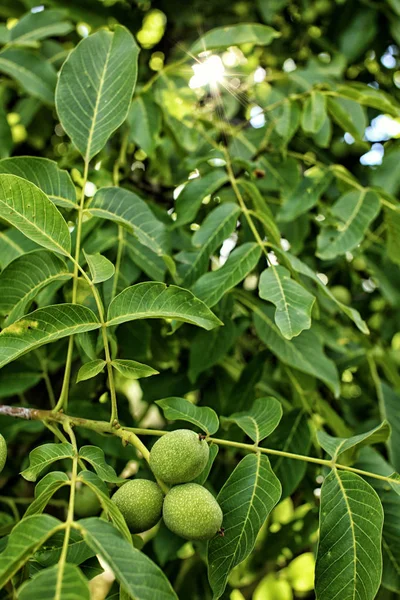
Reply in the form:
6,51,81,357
0,0,400,599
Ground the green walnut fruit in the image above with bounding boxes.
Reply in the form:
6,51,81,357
150,429,209,485
0,434,6,473
163,483,223,541
74,485,101,518
112,479,163,533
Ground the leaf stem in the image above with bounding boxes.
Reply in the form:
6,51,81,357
55,161,89,412
1,405,399,489
55,421,78,600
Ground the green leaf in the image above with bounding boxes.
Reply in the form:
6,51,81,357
188,319,237,382
278,166,333,222
79,446,121,483
275,98,301,143
9,9,73,44
0,228,39,269
0,514,61,588
0,48,57,105
56,26,139,163
125,234,167,281
83,249,115,283
193,444,219,485
0,304,101,369
0,101,12,159
356,448,400,592
35,471,69,499
128,93,162,156
0,157,77,209
174,170,229,227
190,23,280,54
327,97,367,140
301,91,327,134
384,206,400,265
76,359,106,383
0,174,71,257
266,409,312,499
181,203,241,288
285,252,369,334
34,528,95,567
79,517,178,599
0,364,41,399
336,83,400,118
107,282,223,331
78,471,130,541
380,382,400,472
192,243,262,307
315,470,383,600
317,189,381,260
18,564,90,600
0,250,71,325
259,266,315,339
156,397,219,435
207,454,281,599
237,180,281,247
222,397,282,444
112,358,158,379
252,301,340,396
317,421,391,461
21,442,74,482
87,187,169,256
25,474,70,517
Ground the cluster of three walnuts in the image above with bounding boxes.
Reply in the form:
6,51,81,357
111,430,223,541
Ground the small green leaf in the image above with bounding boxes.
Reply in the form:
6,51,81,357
208,454,281,599
56,26,139,162
18,564,90,600
222,397,282,444
384,205,400,265
285,252,369,334
278,167,333,222
181,203,241,288
301,91,327,134
76,359,106,383
83,250,115,283
0,174,71,257
107,282,223,331
317,189,381,260
190,23,280,54
79,517,178,599
193,444,219,485
252,299,340,397
188,320,237,382
128,94,162,156
315,470,383,600
259,266,315,339
192,243,262,307
317,421,391,461
112,358,158,380
125,234,167,281
21,442,74,482
87,187,169,256
156,397,219,435
79,446,122,484
9,9,73,44
0,157,76,209
0,228,39,270
25,475,70,517
0,304,101,369
0,250,71,325
380,382,400,472
266,409,312,499
0,48,57,105
174,170,229,227
0,514,62,588
78,471,130,541
237,180,281,246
